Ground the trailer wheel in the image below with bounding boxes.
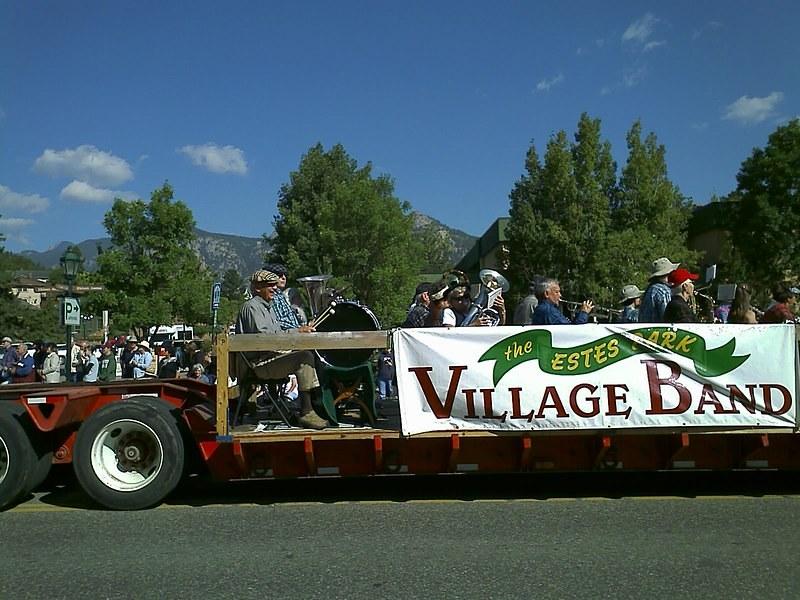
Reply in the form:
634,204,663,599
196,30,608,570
0,404,36,510
73,399,185,510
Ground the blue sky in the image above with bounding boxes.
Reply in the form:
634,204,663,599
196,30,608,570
1,1,797,253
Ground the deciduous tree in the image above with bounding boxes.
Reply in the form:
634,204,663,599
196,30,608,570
85,184,211,340
269,143,423,326
731,119,800,287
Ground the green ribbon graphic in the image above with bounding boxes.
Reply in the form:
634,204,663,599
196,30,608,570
478,327,750,386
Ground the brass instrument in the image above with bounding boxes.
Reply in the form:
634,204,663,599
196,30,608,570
443,269,469,289
297,275,333,318
561,299,622,321
460,269,510,327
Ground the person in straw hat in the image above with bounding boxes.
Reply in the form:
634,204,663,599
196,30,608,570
235,269,329,430
619,284,644,323
639,257,679,323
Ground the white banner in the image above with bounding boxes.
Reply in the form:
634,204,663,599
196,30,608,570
394,324,798,436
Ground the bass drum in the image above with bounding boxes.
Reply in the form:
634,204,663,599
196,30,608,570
314,301,380,368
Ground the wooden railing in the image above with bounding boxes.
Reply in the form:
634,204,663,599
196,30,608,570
214,329,391,436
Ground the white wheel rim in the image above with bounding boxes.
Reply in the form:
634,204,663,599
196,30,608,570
0,436,9,486
90,419,164,492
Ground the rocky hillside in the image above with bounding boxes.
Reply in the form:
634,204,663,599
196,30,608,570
20,216,475,276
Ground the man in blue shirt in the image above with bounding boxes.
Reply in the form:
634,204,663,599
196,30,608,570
264,263,300,330
639,257,679,323
531,278,593,325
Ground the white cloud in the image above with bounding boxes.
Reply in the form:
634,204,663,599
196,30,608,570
0,218,33,245
600,85,612,96
0,185,49,213
33,145,133,186
723,92,784,125
643,40,666,52
536,73,565,92
0,217,34,229
691,122,709,131
623,65,648,88
622,13,659,44
178,143,248,175
60,180,136,203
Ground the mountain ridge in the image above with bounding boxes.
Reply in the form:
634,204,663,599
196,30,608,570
19,213,476,276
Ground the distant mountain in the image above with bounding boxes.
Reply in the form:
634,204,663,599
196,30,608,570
19,215,475,276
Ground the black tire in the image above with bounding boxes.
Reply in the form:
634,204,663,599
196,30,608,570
73,398,185,510
0,403,37,510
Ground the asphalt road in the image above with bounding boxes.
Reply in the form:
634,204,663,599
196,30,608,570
1,472,800,599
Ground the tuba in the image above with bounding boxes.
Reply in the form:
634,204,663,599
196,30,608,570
460,269,511,326
297,275,333,320
443,268,470,289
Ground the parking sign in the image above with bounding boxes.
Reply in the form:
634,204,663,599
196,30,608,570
62,297,81,326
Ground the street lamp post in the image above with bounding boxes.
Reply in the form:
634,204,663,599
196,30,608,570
60,247,83,383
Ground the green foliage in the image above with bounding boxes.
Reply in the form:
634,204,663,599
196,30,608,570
269,143,423,326
84,183,212,339
0,296,62,342
220,268,244,300
507,115,697,306
730,119,800,288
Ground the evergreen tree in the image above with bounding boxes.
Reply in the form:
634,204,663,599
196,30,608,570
507,116,697,307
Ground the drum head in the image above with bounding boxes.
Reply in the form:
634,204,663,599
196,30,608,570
315,301,380,368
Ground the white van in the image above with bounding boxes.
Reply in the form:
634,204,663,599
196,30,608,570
148,325,195,347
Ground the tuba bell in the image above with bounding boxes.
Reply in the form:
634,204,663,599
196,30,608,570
297,275,333,318
460,269,511,326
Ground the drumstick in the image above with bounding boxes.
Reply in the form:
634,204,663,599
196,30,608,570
311,308,336,328
310,301,337,328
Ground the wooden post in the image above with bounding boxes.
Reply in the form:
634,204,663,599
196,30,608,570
215,328,230,436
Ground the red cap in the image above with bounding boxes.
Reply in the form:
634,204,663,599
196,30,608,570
103,340,116,349
668,268,699,287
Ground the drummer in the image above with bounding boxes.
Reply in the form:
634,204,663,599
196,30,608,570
236,269,329,430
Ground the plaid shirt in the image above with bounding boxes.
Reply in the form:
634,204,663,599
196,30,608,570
272,290,300,330
402,304,430,328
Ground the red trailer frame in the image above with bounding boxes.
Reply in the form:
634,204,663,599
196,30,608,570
1,328,798,511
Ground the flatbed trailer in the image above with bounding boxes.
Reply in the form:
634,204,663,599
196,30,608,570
1,324,799,510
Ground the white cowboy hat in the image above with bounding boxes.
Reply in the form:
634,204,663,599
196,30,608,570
137,340,151,350
649,257,680,278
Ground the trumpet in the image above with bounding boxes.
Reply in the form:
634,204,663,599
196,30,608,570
561,299,622,320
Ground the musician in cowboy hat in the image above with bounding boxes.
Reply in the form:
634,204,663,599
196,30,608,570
235,269,328,430
619,284,644,323
639,257,680,323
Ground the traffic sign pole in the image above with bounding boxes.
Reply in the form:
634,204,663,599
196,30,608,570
211,282,221,342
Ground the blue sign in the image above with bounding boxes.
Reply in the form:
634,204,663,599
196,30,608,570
211,282,221,311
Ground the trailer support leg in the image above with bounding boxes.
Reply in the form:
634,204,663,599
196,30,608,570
304,436,316,475
670,432,692,469
373,435,383,473
448,434,460,472
520,436,532,471
233,440,247,476
594,435,613,469
741,433,770,468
